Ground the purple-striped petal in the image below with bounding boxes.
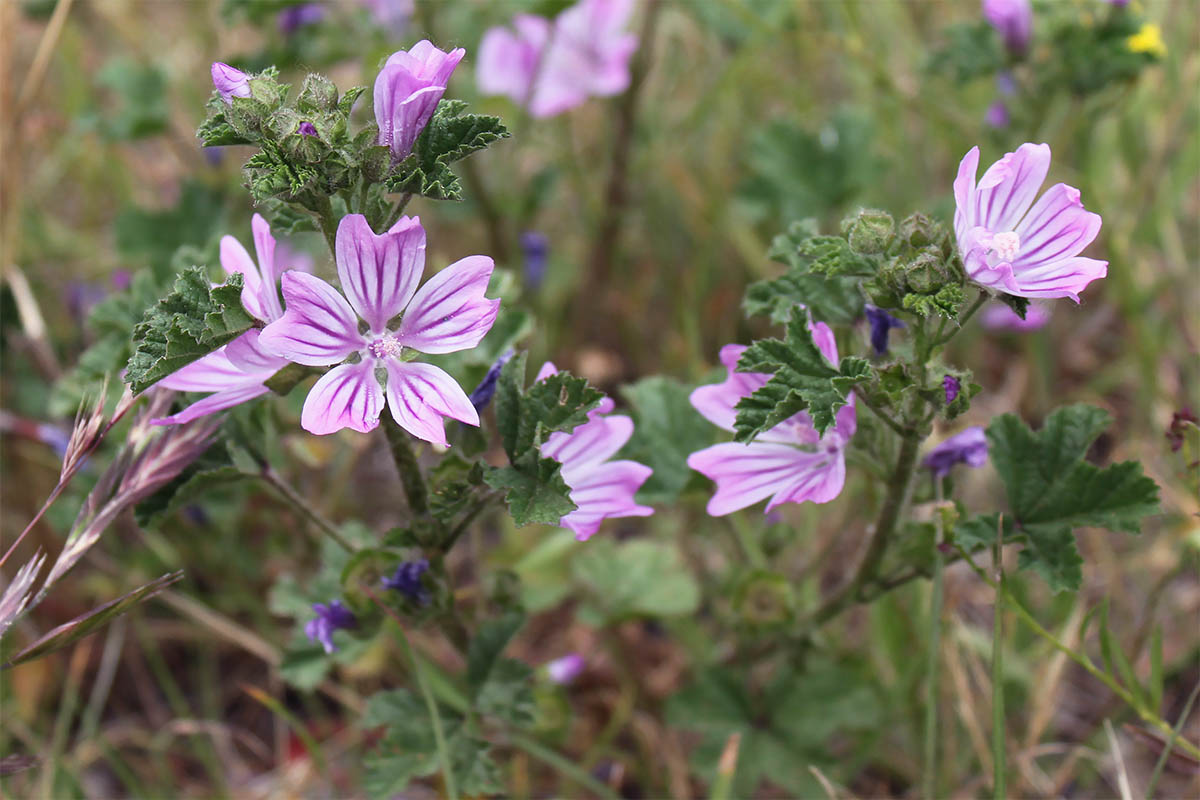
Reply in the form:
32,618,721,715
974,143,1051,233
224,329,288,375
300,361,384,435
211,62,251,103
1005,257,1107,301
374,41,465,161
688,442,836,517
384,361,479,447
766,449,845,510
542,413,634,475
152,382,270,426
219,234,272,323
1013,183,1102,268
249,214,283,321
335,214,425,334
558,459,654,540
396,255,500,354
259,272,364,366
157,348,248,392
953,146,981,239
689,344,769,433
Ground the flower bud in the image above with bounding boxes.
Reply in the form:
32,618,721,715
298,73,339,112
899,213,942,249
734,570,794,628
844,208,895,255
902,247,950,294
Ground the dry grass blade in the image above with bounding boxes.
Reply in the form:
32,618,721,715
0,551,46,637
1105,719,1135,800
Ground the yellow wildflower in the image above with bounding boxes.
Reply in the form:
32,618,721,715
1127,23,1167,58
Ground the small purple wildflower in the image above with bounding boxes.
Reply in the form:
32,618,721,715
298,121,318,137
864,305,906,355
374,41,465,163
982,0,1032,54
954,143,1106,301
258,214,499,442
996,71,1017,96
382,559,431,605
211,62,251,104
469,349,514,412
546,653,585,685
984,101,1009,129
924,427,989,478
537,362,654,539
305,600,356,654
943,375,961,405
520,231,549,290
688,323,856,516
278,3,325,34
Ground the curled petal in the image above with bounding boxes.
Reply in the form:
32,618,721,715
559,460,654,540
397,256,500,354
689,344,768,432
220,234,272,323
973,143,1051,234
809,320,839,365
1005,257,1107,302
301,361,384,435
688,442,842,517
259,272,364,366
385,361,479,447
542,413,634,475
249,214,282,321
1013,183,1102,268
953,146,981,239
152,382,270,426
335,214,425,333
211,62,250,103
157,349,249,392
224,329,288,375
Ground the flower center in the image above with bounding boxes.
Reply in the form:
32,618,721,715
368,333,403,360
989,231,1021,262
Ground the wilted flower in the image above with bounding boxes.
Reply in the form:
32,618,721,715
981,302,1051,331
954,143,1106,302
864,305,905,355
536,362,653,539
476,0,638,118
382,559,431,605
305,600,356,654
259,214,498,442
924,426,989,478
374,40,465,162
982,0,1032,54
211,62,251,104
546,653,585,685
469,349,514,412
153,215,291,426
687,323,856,516
943,375,961,405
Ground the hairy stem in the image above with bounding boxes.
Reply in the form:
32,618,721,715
382,416,430,518
310,195,339,258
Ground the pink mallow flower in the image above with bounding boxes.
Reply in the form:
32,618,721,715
954,143,1106,302
476,0,638,118
687,323,856,517
153,215,290,426
258,214,498,443
211,62,251,104
535,362,653,539
982,0,1032,54
374,40,466,162
981,301,1051,331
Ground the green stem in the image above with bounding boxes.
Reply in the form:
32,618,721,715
383,192,414,231
260,467,353,552
394,617,457,800
923,477,946,799
811,428,922,626
934,292,988,347
310,195,339,258
1144,680,1200,799
991,521,1007,800
858,393,907,437
959,549,1200,763
382,416,430,518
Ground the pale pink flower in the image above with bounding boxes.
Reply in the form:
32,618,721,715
536,362,653,539
954,143,1107,302
258,214,498,443
476,0,638,118
687,323,856,517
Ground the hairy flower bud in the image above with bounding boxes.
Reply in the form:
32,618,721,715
298,73,339,112
902,247,951,294
844,208,895,255
898,213,941,250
